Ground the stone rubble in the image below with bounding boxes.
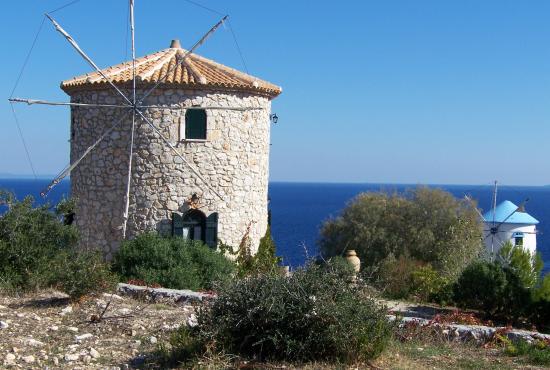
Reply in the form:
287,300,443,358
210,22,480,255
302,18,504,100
391,315,550,344
75,333,93,342
64,353,80,362
25,338,45,347
117,282,215,304
0,290,193,368
22,354,35,363
89,347,100,359
60,305,73,315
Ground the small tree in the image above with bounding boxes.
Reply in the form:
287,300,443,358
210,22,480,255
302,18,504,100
498,241,543,289
319,187,483,278
219,226,281,277
0,191,114,299
0,191,79,290
453,261,508,315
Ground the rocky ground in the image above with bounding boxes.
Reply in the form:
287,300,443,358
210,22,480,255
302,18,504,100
2,289,549,369
0,290,193,369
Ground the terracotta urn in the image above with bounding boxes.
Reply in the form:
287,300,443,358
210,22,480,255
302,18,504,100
280,265,290,277
345,249,361,273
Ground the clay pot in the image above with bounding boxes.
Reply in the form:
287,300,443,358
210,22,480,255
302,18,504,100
280,265,290,277
345,249,361,273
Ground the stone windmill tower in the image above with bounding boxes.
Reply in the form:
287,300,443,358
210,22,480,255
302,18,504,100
9,6,281,259
59,39,282,258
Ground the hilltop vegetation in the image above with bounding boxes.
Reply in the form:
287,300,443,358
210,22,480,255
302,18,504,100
320,187,550,333
0,191,116,298
320,187,483,279
4,187,550,368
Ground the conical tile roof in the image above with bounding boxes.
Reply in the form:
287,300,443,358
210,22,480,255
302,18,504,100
61,40,282,98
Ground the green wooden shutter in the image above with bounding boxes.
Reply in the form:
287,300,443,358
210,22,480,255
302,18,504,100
205,212,218,248
185,109,207,140
172,213,183,237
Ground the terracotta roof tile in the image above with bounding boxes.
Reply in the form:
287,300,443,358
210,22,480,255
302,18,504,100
61,43,282,98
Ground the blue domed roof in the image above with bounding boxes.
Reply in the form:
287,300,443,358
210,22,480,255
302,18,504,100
482,200,539,225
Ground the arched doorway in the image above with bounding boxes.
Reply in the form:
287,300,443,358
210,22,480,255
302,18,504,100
181,209,206,241
172,210,218,247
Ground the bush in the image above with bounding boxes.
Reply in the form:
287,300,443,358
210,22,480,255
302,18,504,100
319,187,483,279
454,261,507,315
410,265,453,305
0,191,114,299
52,250,117,300
252,226,282,273
504,339,550,366
375,257,453,304
0,192,79,292
529,275,550,331
220,226,281,277
453,261,530,319
533,274,550,302
112,233,235,290
192,261,394,363
498,242,543,289
376,254,421,299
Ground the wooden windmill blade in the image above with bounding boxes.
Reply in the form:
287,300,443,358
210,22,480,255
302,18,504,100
464,194,485,220
40,110,131,197
9,1,229,240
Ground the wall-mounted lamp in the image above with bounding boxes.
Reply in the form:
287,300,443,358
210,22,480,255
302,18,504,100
270,113,278,124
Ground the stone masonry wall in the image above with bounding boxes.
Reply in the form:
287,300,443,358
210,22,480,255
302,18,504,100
69,87,271,259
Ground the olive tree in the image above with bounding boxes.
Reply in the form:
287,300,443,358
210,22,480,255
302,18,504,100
319,187,483,278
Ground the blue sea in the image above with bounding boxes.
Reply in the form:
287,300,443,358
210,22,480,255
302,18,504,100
2,179,550,274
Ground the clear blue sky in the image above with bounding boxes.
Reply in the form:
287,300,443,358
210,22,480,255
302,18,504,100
1,0,550,185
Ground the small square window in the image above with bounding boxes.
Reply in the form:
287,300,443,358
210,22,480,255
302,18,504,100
182,109,206,140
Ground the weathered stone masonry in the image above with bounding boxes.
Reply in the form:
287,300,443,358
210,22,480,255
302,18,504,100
69,88,272,259
71,88,271,258
63,43,281,259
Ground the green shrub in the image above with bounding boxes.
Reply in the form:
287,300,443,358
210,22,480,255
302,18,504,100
153,325,205,368
0,191,78,292
453,261,530,319
376,254,421,299
55,196,77,225
504,339,550,365
112,233,235,290
527,273,550,332
220,226,281,277
528,299,550,332
253,226,282,272
498,241,543,289
193,261,394,363
410,265,453,305
454,261,506,314
0,191,114,299
52,249,117,300
326,255,357,278
319,187,483,279
533,274,550,302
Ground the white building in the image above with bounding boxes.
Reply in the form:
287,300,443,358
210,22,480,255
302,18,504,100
482,200,539,255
